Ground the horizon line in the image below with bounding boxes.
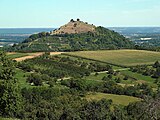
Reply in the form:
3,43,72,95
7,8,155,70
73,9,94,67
0,26,160,29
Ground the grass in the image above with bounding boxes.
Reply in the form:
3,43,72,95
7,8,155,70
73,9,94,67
83,72,136,89
84,72,107,81
84,69,156,88
86,92,142,106
15,69,31,88
59,54,123,70
121,70,155,83
66,49,160,67
121,70,157,88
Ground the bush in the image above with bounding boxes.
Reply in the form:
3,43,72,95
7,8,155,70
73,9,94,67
27,73,43,86
115,77,121,83
124,76,129,80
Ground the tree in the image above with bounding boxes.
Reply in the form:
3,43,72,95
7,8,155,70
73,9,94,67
112,106,128,120
70,19,74,22
0,52,23,118
95,72,99,76
80,99,112,119
152,67,160,78
108,74,112,79
102,76,109,81
124,75,129,80
0,52,16,80
115,77,121,83
126,97,160,120
153,61,160,68
27,73,43,86
108,68,114,74
0,80,23,117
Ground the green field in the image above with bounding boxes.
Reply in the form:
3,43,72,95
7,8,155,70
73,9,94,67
121,70,157,88
83,70,156,88
15,69,31,88
59,54,122,70
86,92,141,106
66,50,160,66
121,70,155,83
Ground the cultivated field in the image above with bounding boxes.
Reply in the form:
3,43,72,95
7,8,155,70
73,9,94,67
86,92,141,106
66,50,160,66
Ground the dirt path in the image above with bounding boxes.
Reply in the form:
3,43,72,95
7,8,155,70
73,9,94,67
14,52,44,62
91,68,130,75
6,52,17,55
14,52,64,62
50,52,64,55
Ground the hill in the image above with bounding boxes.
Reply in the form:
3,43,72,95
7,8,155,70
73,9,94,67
51,19,96,34
7,19,133,52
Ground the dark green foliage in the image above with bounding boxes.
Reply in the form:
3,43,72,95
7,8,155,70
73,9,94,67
0,80,23,117
0,52,16,80
124,86,137,96
61,79,87,91
155,78,160,84
102,76,110,81
115,77,121,83
23,32,50,43
126,97,160,120
27,73,43,86
153,61,160,68
0,52,23,118
154,67,160,78
79,99,113,120
112,106,128,120
108,74,113,79
130,63,160,79
17,62,33,72
123,75,129,80
95,72,99,76
23,55,93,79
108,68,114,74
21,87,86,120
138,84,153,96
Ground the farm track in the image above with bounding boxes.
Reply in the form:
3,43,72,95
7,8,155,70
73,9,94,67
12,52,63,62
13,52,44,62
91,68,130,75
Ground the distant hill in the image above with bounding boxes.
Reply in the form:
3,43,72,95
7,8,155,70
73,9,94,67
7,19,133,52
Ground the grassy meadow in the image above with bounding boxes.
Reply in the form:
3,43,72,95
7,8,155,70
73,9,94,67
86,92,142,106
66,49,160,67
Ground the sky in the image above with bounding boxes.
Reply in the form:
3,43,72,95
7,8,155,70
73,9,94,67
0,0,160,28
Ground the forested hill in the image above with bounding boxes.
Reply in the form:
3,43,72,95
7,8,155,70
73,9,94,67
7,19,133,52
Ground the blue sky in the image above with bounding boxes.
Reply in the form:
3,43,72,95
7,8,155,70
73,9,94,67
0,0,160,28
